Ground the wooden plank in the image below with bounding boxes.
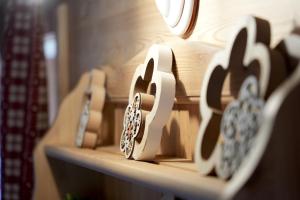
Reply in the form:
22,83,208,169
45,145,226,200
47,157,162,200
160,109,180,157
68,0,175,87
57,3,70,101
67,0,300,89
113,105,125,146
103,41,220,99
192,0,296,46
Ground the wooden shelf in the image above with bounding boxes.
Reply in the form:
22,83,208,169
45,145,226,200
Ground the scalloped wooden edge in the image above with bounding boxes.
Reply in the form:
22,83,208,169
224,31,300,199
33,72,91,199
126,44,176,161
195,16,287,176
76,69,106,148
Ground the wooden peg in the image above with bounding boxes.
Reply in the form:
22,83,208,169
138,93,155,111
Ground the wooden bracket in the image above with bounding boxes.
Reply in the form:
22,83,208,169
120,44,176,160
75,69,106,148
33,71,104,199
195,16,287,176
155,0,199,38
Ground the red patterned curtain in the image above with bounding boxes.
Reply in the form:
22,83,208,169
1,0,48,199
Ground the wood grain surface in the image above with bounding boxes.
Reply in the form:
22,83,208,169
45,145,226,200
33,0,300,199
67,0,299,91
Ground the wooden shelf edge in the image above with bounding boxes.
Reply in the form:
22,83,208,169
45,145,226,200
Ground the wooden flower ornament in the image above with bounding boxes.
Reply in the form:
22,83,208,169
195,16,287,177
217,76,264,179
225,29,300,199
155,0,199,38
75,69,106,148
120,44,175,160
120,93,150,158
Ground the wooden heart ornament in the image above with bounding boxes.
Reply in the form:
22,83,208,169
75,69,106,148
195,16,287,176
120,44,175,160
155,0,199,38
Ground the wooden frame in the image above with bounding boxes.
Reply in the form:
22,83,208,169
155,0,199,38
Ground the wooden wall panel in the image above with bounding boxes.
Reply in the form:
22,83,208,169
37,1,300,199
192,0,296,46
111,103,201,159
57,3,70,101
68,0,176,87
64,0,300,161
103,42,220,99
67,0,300,92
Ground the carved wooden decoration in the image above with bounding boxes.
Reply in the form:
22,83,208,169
33,71,104,199
224,30,300,199
75,69,106,148
195,16,287,176
217,76,264,179
120,44,175,160
120,93,154,158
155,0,199,38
